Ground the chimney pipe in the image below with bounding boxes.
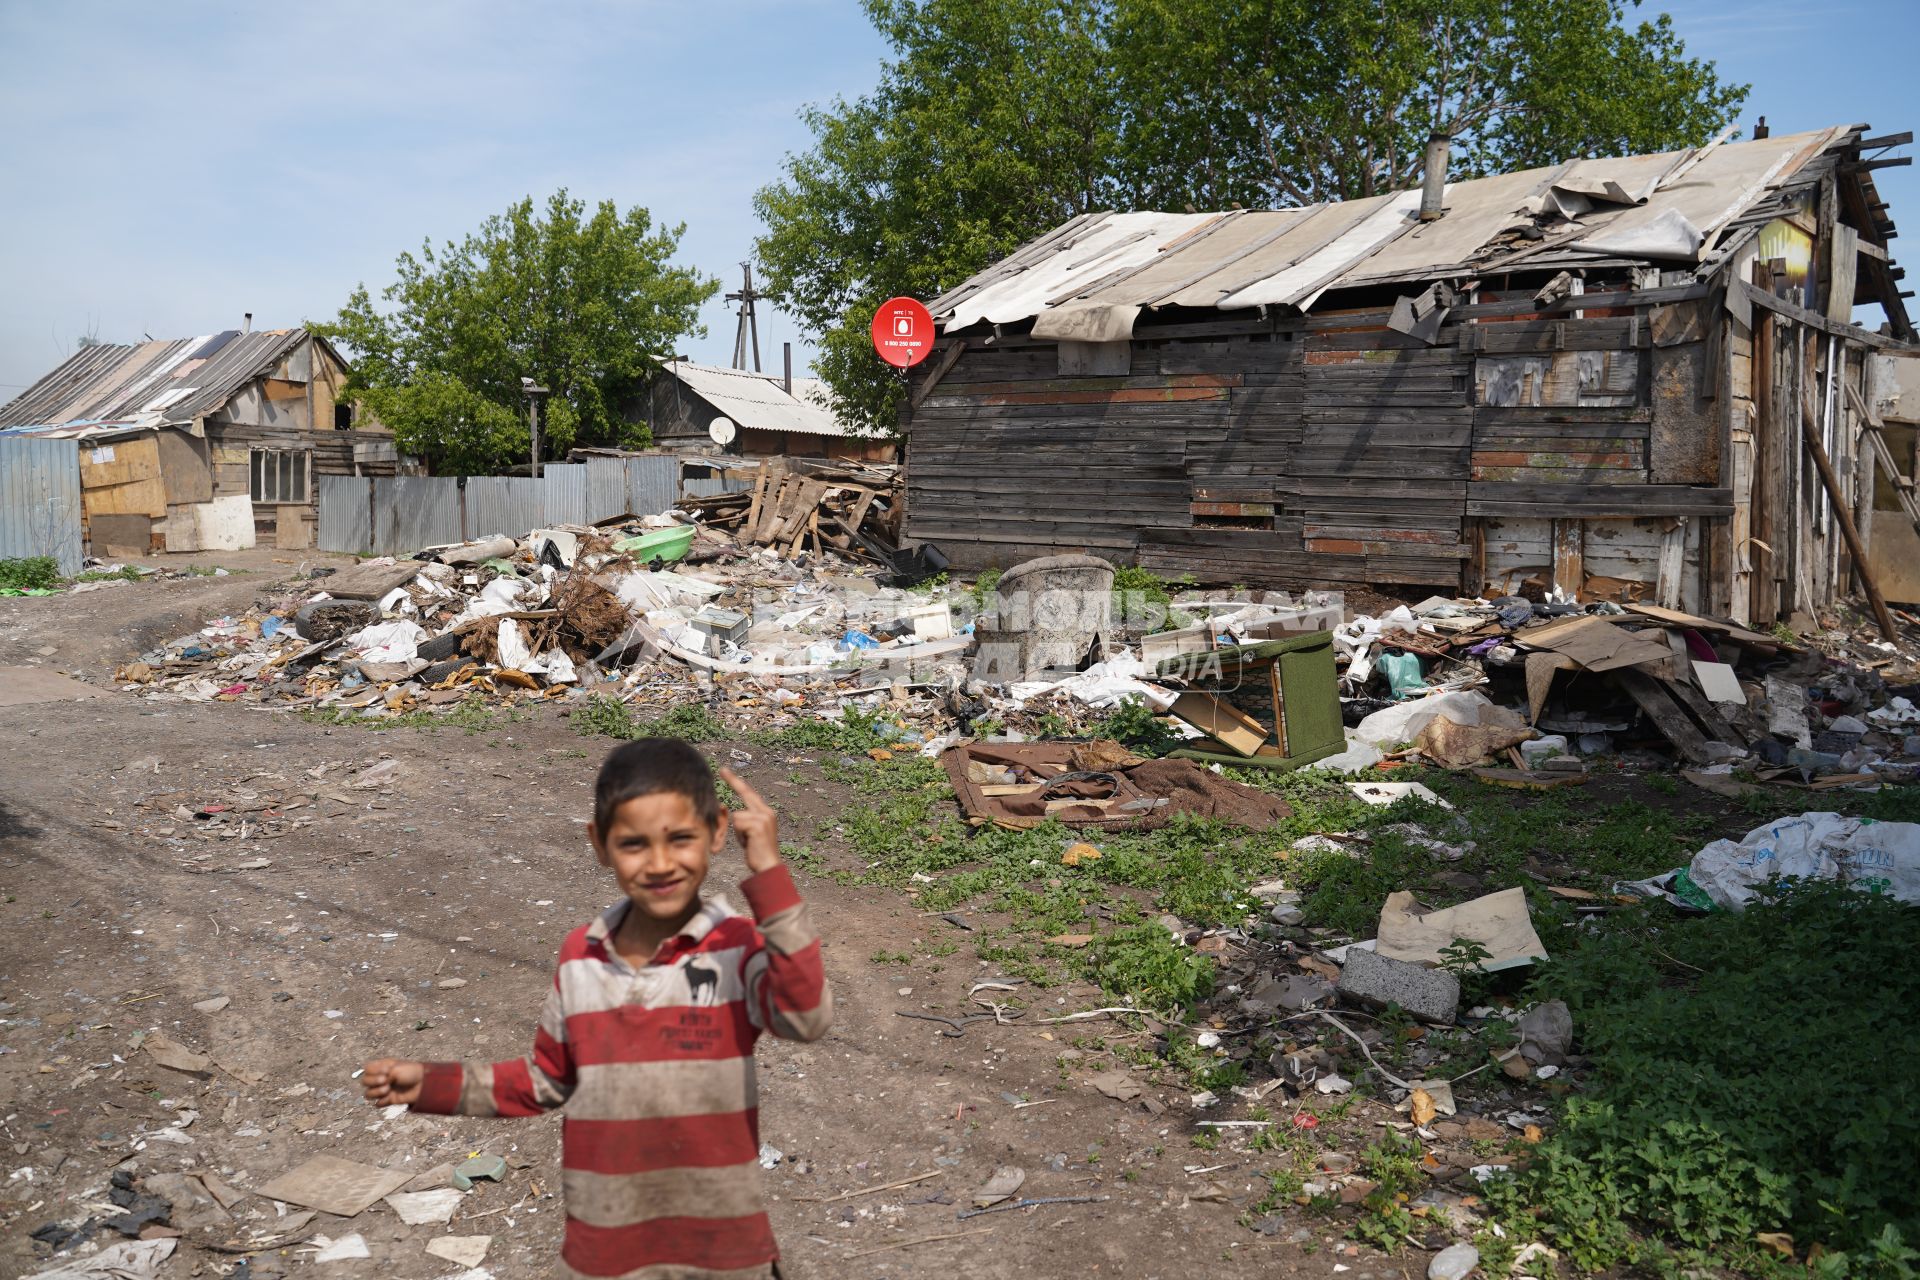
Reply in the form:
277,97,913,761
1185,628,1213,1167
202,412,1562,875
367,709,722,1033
1754,115,1769,140
243,312,252,334
1419,132,1450,222
783,342,792,395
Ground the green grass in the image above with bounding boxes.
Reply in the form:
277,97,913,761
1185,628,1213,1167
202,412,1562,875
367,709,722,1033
751,706,898,753
570,695,725,742
71,565,145,583
1481,882,1920,1274
1110,564,1196,633
0,556,60,591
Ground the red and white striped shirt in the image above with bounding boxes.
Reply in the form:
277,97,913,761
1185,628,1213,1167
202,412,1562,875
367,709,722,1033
413,864,831,1279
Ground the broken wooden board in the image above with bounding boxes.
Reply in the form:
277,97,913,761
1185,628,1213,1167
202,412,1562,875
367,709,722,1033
1623,602,1780,648
1166,690,1269,757
1611,667,1716,764
1470,767,1590,791
318,560,423,601
1663,674,1742,743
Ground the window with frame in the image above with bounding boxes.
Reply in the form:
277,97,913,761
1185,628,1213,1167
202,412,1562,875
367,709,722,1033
250,449,311,504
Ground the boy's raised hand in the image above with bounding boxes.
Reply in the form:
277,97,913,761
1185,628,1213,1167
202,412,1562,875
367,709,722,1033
717,766,780,874
361,1058,425,1106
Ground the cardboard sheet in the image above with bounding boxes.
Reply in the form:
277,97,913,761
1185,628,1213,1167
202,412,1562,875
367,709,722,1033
1375,887,1548,972
1517,616,1672,673
1691,660,1747,705
255,1155,412,1218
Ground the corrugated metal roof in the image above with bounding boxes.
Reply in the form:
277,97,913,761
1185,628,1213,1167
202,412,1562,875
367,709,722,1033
661,360,848,437
0,328,315,431
931,126,1866,339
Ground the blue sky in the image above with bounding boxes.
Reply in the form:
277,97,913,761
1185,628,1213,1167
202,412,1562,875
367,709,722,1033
0,0,1914,399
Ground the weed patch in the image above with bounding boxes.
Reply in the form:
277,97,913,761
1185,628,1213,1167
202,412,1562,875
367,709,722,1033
1111,564,1194,632
1494,882,1920,1269
0,556,60,591
571,695,725,742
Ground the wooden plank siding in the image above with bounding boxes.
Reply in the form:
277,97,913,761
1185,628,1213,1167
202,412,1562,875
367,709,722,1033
906,308,1739,591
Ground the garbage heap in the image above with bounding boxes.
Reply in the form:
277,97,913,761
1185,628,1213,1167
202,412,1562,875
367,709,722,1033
108,513,975,724
970,580,1920,789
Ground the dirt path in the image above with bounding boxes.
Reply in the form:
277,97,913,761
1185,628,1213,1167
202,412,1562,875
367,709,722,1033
0,574,1355,1279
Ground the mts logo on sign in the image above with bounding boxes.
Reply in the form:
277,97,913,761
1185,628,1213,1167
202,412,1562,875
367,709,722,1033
870,297,935,367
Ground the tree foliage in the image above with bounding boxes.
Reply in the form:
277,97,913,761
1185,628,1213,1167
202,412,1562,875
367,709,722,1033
755,0,1746,431
314,192,716,475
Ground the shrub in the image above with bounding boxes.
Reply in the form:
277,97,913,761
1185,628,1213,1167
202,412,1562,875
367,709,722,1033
0,556,60,591
1506,882,1920,1267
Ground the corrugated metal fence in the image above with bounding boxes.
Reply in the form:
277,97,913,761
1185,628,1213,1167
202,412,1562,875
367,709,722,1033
0,436,84,574
317,456,746,555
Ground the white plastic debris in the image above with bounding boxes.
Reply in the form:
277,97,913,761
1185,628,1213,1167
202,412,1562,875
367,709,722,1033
1352,688,1523,749
344,620,427,664
1346,781,1452,809
311,1233,371,1262
1687,812,1920,908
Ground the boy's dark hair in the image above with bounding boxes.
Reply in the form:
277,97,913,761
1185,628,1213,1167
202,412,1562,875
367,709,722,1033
593,738,722,831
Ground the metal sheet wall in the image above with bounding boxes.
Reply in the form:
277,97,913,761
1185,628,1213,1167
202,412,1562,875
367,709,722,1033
0,436,84,574
317,475,370,553
465,478,543,542
314,458,743,555
627,455,682,514
378,476,463,553
586,460,629,519
543,465,588,527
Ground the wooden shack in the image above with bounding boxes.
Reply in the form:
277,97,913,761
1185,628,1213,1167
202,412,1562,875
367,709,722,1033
906,125,1917,625
640,358,895,462
0,328,405,553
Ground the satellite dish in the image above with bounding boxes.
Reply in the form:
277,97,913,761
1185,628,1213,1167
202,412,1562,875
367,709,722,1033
708,416,737,446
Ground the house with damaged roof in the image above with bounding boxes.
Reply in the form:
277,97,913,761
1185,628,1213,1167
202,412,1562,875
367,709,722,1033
904,123,1920,626
639,357,895,462
0,326,406,555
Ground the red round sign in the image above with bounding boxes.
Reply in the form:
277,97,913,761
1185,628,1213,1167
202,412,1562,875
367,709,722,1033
870,296,936,368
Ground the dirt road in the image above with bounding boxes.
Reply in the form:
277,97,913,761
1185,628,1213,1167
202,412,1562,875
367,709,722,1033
0,569,1349,1279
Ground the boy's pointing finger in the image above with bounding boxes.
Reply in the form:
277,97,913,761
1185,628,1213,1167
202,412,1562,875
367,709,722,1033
717,765,770,811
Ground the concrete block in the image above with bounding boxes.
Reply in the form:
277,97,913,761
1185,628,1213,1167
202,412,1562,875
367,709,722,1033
1335,947,1459,1024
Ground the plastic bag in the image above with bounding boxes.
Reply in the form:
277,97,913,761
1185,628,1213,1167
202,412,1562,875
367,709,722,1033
1624,812,1920,910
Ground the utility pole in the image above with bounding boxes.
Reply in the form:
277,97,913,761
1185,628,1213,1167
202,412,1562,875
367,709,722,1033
727,262,762,372
521,377,548,475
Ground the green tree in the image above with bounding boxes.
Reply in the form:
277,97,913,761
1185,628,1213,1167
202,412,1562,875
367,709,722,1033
314,191,716,475
753,0,1117,433
1109,0,1748,209
755,0,1745,432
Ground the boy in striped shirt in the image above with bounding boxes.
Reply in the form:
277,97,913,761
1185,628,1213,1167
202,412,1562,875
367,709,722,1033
361,739,832,1279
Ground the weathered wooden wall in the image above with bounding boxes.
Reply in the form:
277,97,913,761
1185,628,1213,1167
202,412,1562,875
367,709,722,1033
909,299,1724,599
909,272,1899,614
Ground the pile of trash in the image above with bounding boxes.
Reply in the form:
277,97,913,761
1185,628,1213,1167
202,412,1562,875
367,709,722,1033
1312,592,1920,785
108,512,978,723
1049,584,1920,788
90,488,1920,787
676,456,905,566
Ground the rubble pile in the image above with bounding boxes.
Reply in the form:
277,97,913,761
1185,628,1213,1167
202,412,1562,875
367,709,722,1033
676,457,904,565
81,475,1920,789
106,508,974,725
1309,591,1920,786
